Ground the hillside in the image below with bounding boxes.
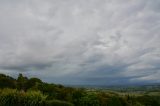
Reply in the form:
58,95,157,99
0,73,160,106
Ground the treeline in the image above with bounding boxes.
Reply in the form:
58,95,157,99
0,73,160,106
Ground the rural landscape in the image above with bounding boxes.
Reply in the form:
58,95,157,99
0,73,160,106
0,0,160,106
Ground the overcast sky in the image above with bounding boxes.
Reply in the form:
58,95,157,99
0,0,160,85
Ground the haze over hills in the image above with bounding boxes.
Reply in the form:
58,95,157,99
0,1,160,106
0,73,160,106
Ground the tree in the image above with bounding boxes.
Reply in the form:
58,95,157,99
17,73,28,91
26,77,42,89
0,74,16,88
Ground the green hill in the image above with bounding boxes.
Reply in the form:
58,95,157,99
0,73,160,106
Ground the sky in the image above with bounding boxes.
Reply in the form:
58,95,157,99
0,0,160,85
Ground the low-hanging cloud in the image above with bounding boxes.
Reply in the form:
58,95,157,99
0,0,160,85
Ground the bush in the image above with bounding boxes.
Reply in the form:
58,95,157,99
106,96,124,106
136,95,160,106
78,93,100,106
45,99,74,106
0,89,47,106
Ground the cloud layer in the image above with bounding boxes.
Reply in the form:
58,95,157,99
0,0,160,85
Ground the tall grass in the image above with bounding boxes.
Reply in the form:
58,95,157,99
0,89,47,106
0,89,74,106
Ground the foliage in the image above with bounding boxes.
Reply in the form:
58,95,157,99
0,74,16,88
0,89,47,106
45,100,74,106
0,73,160,106
17,73,28,91
78,93,100,106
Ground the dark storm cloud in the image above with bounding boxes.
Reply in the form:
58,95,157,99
0,0,160,85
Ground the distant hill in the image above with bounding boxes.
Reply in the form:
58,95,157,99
0,73,160,106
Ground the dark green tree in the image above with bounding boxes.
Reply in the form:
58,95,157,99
17,73,28,91
26,77,42,89
0,74,16,88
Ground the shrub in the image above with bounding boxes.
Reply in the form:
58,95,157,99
106,96,124,106
0,89,47,106
78,93,100,106
45,99,74,106
136,95,160,106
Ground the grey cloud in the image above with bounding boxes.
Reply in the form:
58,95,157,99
0,0,160,85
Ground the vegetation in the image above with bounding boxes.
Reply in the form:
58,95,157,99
0,73,160,106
